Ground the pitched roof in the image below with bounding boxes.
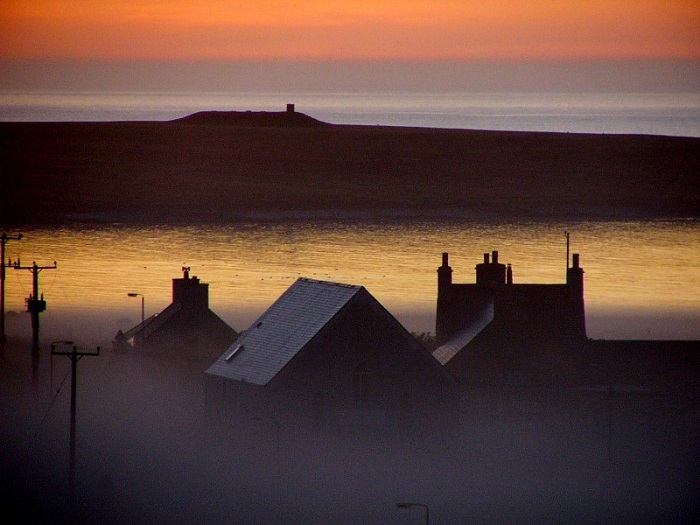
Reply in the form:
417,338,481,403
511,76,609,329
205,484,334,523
433,298,494,365
120,313,160,341
136,303,183,340
119,305,181,343
205,278,362,385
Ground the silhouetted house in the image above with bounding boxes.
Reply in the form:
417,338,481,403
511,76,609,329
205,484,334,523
433,251,587,385
114,268,237,362
584,339,700,393
205,278,456,443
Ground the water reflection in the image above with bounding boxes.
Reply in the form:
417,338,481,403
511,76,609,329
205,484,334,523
4,219,699,341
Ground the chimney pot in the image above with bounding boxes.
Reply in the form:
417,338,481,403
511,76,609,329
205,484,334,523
492,250,499,264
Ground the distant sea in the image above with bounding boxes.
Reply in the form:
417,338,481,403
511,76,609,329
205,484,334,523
1,91,699,137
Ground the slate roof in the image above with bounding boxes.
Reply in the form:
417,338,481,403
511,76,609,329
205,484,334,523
205,278,362,385
120,312,160,341
433,298,494,365
133,303,182,341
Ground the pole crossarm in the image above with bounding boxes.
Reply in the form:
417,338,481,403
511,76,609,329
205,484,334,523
14,261,58,309
52,348,101,357
14,260,58,273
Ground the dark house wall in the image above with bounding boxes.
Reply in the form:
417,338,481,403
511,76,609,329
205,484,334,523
205,289,457,446
436,251,588,385
274,289,456,430
585,339,700,392
143,309,238,363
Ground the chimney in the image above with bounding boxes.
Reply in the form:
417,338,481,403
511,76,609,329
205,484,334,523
438,252,453,293
476,250,506,285
436,252,454,345
507,264,513,285
286,103,295,113
566,253,586,340
172,271,209,310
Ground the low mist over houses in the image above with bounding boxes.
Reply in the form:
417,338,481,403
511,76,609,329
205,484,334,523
205,277,457,447
2,245,698,524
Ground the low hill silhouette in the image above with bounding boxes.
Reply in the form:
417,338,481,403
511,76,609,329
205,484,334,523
173,110,328,127
1,114,698,225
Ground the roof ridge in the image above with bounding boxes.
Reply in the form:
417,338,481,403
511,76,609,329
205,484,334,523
297,276,362,289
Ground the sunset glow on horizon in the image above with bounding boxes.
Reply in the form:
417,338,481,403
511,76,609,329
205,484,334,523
2,0,699,61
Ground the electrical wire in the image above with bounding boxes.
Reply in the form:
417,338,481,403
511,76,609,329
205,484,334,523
23,370,71,455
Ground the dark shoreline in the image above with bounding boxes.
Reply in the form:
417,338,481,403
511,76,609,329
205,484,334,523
2,112,699,226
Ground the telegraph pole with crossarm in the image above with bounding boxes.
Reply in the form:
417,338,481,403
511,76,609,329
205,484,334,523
14,260,57,380
51,342,100,498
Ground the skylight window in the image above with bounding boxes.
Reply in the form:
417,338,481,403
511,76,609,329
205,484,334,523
224,344,245,362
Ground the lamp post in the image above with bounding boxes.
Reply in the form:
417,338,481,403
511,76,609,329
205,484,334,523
127,293,144,325
397,502,429,525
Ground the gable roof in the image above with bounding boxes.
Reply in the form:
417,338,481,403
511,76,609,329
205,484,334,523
433,298,494,365
117,303,183,345
206,278,362,385
135,302,183,340
120,312,161,341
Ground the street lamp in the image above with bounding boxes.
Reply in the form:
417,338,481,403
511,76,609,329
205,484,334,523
397,502,429,525
127,293,144,325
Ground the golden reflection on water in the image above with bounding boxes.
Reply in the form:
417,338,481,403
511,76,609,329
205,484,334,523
3,219,699,339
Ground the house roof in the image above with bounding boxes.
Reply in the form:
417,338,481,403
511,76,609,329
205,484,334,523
118,302,183,345
120,312,160,341
138,303,183,340
433,298,494,365
206,278,363,385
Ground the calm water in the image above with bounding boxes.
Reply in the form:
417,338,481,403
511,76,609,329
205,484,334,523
3,219,699,342
1,91,699,136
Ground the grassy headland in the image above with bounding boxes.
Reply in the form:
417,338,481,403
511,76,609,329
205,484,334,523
1,111,698,225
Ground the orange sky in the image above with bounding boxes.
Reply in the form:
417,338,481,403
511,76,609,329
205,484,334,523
1,0,699,61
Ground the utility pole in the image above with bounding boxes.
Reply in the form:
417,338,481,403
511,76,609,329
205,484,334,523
14,260,57,380
51,342,100,498
0,232,23,355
